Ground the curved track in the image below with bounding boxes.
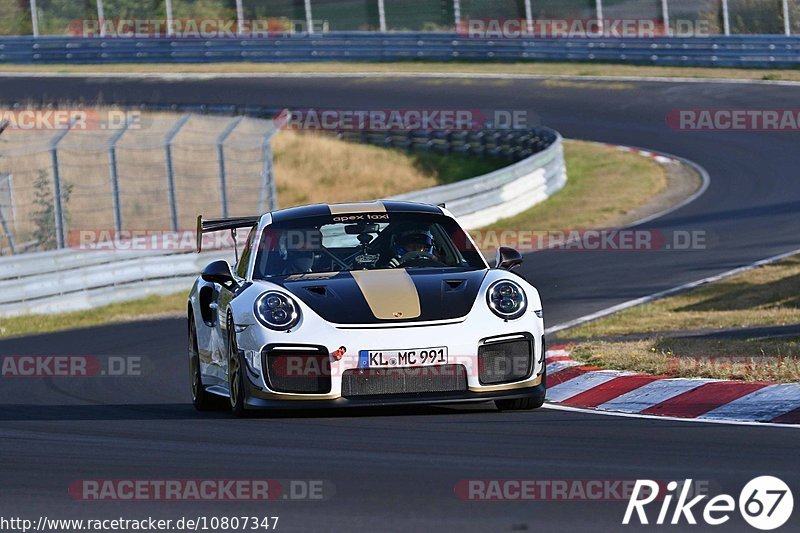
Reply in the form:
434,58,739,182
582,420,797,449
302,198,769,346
1,75,799,531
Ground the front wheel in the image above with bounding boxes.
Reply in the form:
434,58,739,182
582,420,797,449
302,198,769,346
228,319,249,418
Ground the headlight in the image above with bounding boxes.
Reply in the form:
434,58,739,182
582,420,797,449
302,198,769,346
487,280,527,320
254,291,301,331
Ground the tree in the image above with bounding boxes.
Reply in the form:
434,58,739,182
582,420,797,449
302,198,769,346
31,169,72,251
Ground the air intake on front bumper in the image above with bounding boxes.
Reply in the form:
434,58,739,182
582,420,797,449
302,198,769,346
262,344,332,394
341,365,468,397
478,334,534,385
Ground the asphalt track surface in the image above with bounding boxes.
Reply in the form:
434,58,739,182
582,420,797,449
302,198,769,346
1,74,799,531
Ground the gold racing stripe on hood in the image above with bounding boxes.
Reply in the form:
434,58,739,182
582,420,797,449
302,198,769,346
350,269,421,320
329,201,386,214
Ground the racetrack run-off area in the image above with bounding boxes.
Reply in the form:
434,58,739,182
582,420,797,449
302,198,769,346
0,73,799,531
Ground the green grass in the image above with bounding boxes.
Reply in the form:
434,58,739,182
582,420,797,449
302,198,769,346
409,150,507,185
5,61,800,82
0,293,188,339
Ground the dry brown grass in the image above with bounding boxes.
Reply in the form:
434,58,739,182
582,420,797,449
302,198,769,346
571,339,800,382
483,140,667,233
274,130,454,207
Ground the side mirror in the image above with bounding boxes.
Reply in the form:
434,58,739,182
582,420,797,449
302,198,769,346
495,247,523,270
201,260,237,288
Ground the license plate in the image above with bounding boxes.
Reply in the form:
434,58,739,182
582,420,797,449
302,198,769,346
358,347,448,368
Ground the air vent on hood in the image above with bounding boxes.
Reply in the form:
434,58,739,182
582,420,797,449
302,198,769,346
304,286,328,296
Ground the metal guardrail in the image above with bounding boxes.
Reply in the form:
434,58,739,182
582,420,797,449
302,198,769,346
341,127,564,229
0,124,566,317
1,33,800,67
337,128,555,162
0,247,234,317
390,131,566,230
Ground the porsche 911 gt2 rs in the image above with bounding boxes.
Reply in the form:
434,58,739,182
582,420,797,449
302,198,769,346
188,200,546,416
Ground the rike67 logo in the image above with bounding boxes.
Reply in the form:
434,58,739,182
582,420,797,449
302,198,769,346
624,476,793,530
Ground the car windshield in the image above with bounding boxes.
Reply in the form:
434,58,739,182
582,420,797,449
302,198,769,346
252,211,486,278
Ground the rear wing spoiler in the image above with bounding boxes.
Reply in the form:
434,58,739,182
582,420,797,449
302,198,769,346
196,215,261,253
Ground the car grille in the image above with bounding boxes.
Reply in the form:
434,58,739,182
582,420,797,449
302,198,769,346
478,337,534,385
341,365,468,397
263,345,332,394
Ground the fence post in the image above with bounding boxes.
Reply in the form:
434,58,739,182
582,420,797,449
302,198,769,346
524,0,533,33
661,0,671,36
49,123,75,250
96,0,106,37
29,0,39,37
259,122,281,213
378,0,387,32
453,0,461,28
0,174,15,255
107,119,130,232
595,0,604,35
783,0,791,35
235,0,244,35
165,0,174,37
164,115,190,232
216,116,243,218
304,0,314,34
721,0,730,35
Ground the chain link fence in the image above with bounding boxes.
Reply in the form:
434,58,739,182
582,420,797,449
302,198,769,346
1,0,798,37
0,109,278,255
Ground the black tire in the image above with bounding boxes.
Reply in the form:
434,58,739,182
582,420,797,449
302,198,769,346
227,318,249,418
189,318,217,411
495,396,545,411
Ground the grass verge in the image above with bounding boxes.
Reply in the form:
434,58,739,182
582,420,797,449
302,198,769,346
484,140,667,233
557,255,800,382
3,61,800,82
0,140,668,339
0,293,188,338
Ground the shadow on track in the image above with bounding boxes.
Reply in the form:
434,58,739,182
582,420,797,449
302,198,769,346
0,402,499,421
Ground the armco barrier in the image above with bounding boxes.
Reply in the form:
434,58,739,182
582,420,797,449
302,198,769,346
341,127,565,229
391,133,565,229
0,123,566,317
0,247,234,317
1,33,799,68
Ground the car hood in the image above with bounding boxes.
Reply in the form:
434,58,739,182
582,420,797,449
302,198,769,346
268,268,488,324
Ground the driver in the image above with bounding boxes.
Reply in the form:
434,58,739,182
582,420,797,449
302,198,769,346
387,228,436,268
280,228,323,274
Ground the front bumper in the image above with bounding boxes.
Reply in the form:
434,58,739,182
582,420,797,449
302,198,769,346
242,379,545,409
236,311,546,407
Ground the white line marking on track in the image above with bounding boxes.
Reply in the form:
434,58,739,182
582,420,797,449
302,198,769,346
542,402,800,429
546,245,800,334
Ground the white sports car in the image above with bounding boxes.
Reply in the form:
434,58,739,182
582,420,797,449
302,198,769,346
188,201,546,416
